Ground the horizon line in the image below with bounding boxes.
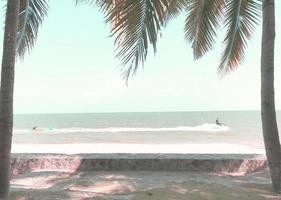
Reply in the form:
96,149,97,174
13,109,271,115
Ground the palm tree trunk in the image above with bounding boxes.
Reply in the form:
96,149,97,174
261,0,281,193
0,0,20,198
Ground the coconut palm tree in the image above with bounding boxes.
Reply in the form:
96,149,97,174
1,0,279,198
260,0,280,192
0,0,168,197
166,0,281,192
0,1,20,198
0,0,48,198
0,0,169,197
89,0,280,192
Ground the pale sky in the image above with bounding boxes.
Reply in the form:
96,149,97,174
1,0,281,114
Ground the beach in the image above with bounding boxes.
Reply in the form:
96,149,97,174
11,143,265,154
10,111,278,199
9,142,271,199
10,169,281,200
0,0,280,196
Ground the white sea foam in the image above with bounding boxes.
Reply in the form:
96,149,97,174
13,123,230,134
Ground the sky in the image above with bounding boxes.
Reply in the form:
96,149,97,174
1,0,281,114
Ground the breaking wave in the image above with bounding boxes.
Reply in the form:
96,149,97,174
14,123,230,134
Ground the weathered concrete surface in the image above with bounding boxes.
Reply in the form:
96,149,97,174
10,154,267,178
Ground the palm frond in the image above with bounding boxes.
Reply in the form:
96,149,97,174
75,0,115,17
17,0,48,58
95,0,168,82
75,0,95,4
164,0,189,21
219,0,261,73
184,0,225,59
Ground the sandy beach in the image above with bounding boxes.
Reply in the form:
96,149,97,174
8,141,274,200
0,0,280,197
11,143,265,154
10,170,281,200
9,141,271,200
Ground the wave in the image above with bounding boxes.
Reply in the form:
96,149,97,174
13,123,230,134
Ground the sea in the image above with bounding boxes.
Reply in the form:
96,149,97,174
12,111,281,148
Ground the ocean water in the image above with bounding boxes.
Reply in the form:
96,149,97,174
12,111,281,148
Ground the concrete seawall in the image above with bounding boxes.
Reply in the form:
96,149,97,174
10,153,267,178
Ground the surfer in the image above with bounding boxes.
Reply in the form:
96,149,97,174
215,118,223,126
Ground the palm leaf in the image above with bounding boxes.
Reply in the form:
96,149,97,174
75,0,108,5
75,0,116,19
184,0,225,59
164,0,189,21
219,0,261,73
16,0,48,58
95,0,169,82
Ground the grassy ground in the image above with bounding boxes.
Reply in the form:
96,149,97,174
10,170,281,200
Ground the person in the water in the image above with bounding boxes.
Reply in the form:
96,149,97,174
215,118,223,126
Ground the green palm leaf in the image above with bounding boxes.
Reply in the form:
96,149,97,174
184,0,225,59
17,0,48,58
219,0,261,73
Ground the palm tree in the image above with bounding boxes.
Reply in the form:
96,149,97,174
0,0,169,197
89,0,280,192
0,1,168,197
260,0,280,192
1,0,162,196
0,0,47,198
167,0,281,192
0,1,20,197
0,0,279,198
